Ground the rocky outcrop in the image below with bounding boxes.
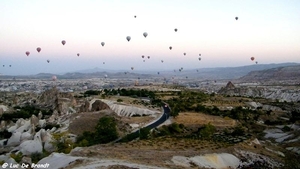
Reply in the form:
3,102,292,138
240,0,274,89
37,87,77,114
100,99,160,117
90,100,110,111
218,85,300,102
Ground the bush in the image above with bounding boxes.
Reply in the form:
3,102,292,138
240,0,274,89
117,99,123,102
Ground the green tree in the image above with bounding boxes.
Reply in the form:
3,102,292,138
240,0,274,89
95,116,119,143
198,123,216,139
139,127,150,140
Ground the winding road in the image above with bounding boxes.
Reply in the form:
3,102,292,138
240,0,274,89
116,104,170,142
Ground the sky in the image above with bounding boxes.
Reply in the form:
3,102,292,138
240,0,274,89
0,0,300,75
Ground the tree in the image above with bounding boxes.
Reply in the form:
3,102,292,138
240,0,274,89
198,123,216,139
94,116,119,143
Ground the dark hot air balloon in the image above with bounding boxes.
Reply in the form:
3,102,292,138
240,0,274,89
174,28,178,32
169,46,172,50
47,60,50,63
101,42,105,46
37,47,41,53
235,17,238,20
77,53,80,57
251,57,255,61
25,51,30,56
61,40,66,45
143,32,148,38
126,36,131,42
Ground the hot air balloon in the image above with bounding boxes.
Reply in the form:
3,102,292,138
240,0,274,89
77,53,80,57
104,74,108,78
147,56,150,59
134,15,136,18
161,60,164,63
199,54,201,56
52,75,57,81
174,28,178,32
143,60,145,62
131,67,134,70
251,57,255,61
2,65,4,67
101,42,105,46
143,32,148,38
235,17,238,20
9,65,11,67
103,62,105,64
61,40,66,45
198,57,201,61
47,60,50,63
255,61,258,64
157,72,160,75
126,36,131,42
183,53,186,56
169,46,172,50
25,51,30,56
142,55,145,58
37,47,41,53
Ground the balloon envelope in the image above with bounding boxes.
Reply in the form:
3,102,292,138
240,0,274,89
126,36,131,42
61,40,66,45
143,32,148,38
77,53,80,56
37,47,41,53
47,60,50,63
169,46,172,50
25,51,30,56
235,17,238,20
251,57,255,61
52,75,57,81
101,42,105,46
174,28,178,32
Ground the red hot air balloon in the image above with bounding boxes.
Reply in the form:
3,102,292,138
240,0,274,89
37,47,41,53
61,40,66,45
251,57,255,61
25,51,30,56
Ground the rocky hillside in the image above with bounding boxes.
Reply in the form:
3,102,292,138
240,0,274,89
239,65,300,82
218,81,300,102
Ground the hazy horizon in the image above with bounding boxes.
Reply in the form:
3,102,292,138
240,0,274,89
1,0,300,75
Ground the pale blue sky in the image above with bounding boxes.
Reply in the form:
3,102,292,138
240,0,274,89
0,0,300,75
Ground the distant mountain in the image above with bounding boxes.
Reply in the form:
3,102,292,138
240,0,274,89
68,62,300,80
238,65,300,82
162,62,300,80
1,62,299,80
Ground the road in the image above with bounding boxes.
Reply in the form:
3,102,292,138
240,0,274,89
116,105,170,142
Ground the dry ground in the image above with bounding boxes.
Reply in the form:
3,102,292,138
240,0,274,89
68,136,284,169
173,112,237,128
